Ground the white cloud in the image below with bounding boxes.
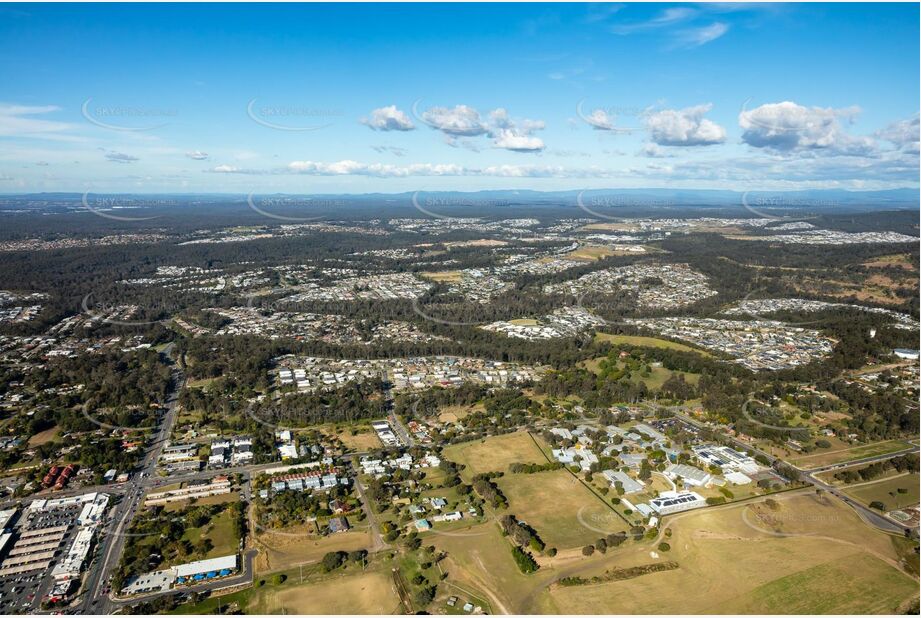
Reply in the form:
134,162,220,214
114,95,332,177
287,160,465,177
185,150,209,160
876,114,920,155
203,159,613,178
419,105,546,152
673,22,729,48
370,145,408,157
0,103,78,140
612,7,697,34
421,105,490,136
739,101,875,154
492,130,545,152
105,151,139,163
210,164,241,173
361,105,415,131
638,143,674,158
582,108,617,131
645,104,726,146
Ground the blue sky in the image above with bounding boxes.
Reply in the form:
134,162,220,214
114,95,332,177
0,2,918,193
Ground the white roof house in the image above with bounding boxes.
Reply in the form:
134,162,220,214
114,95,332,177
550,428,573,440
175,554,237,578
602,469,644,494
665,463,712,487
725,471,752,485
649,491,706,515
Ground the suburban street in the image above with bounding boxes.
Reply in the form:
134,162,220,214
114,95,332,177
662,404,918,537
81,344,185,614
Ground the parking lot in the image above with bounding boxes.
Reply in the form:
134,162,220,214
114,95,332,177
0,494,110,614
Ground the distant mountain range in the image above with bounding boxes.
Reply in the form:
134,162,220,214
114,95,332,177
2,188,917,207
0,188,916,222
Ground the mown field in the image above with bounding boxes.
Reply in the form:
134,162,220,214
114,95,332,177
443,431,547,479
498,468,623,550
787,439,914,468
253,527,372,574
254,571,400,614
533,492,918,614
172,561,401,615
594,332,712,356
844,475,921,511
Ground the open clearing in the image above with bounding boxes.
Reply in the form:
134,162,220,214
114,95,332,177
419,270,463,283
580,357,700,390
595,333,711,356
566,245,615,261
788,439,914,468
443,431,546,479
254,528,371,574
27,426,59,446
534,492,918,614
498,469,623,549
253,571,401,614
179,506,240,562
334,428,382,452
162,490,239,512
845,475,921,511
509,318,540,326
438,403,483,423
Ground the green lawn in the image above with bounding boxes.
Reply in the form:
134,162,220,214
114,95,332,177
845,475,921,511
789,439,914,468
595,333,712,356
177,506,240,563
726,553,918,614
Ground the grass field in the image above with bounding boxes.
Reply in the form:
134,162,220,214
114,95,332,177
254,571,401,614
443,431,547,479
580,357,700,391
509,318,540,326
844,475,921,511
254,528,372,574
27,426,59,446
594,333,711,356
437,403,483,423
498,469,623,549
162,491,239,512
724,553,917,614
172,562,401,615
335,428,383,452
788,439,914,468
179,506,240,561
566,245,615,261
431,521,537,615
533,492,918,614
419,270,463,283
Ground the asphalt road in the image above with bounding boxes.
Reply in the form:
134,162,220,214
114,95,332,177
81,344,185,614
662,404,917,537
107,549,258,609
